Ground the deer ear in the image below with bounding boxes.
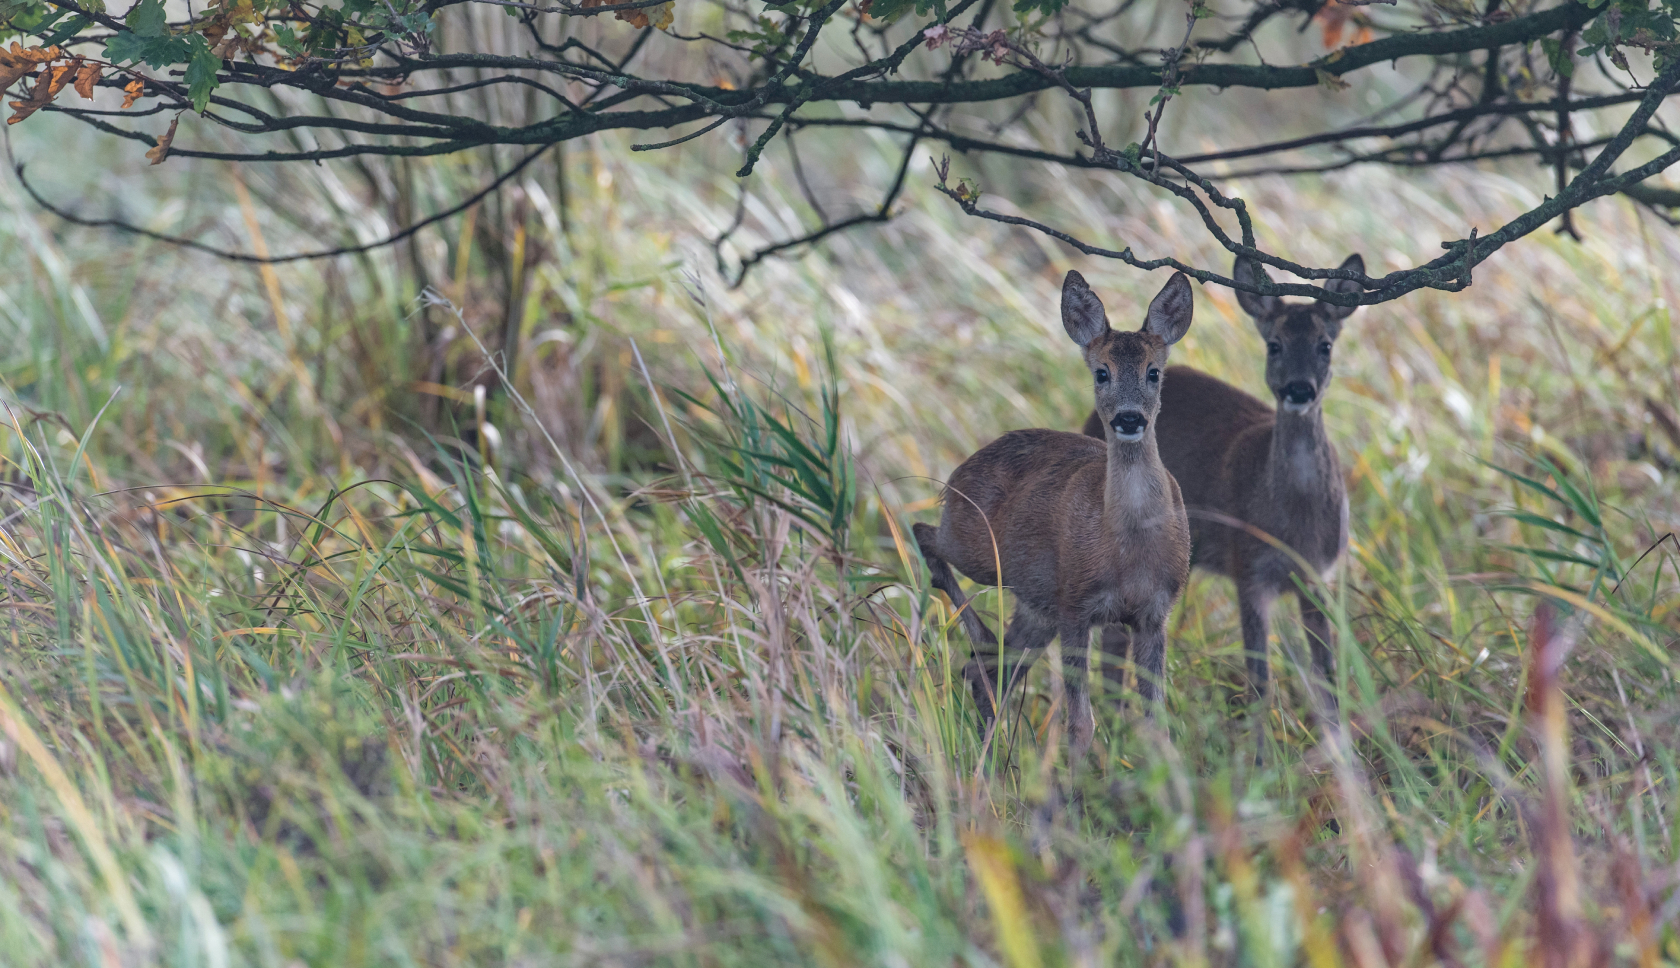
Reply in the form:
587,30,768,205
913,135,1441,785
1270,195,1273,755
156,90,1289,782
1061,270,1110,347
1318,253,1364,323
1142,272,1193,345
1232,255,1280,332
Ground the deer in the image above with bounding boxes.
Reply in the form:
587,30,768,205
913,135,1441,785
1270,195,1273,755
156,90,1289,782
914,270,1194,757
1080,253,1364,706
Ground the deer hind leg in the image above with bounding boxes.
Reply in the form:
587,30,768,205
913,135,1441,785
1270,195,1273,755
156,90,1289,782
913,522,1048,735
967,609,1053,737
913,523,996,640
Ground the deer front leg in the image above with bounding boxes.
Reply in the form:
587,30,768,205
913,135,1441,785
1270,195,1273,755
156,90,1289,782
1096,624,1131,706
1058,619,1095,764
1130,615,1168,708
1297,589,1338,714
1237,584,1275,701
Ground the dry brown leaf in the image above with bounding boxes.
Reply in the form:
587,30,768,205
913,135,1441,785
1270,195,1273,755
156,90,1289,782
7,61,73,125
57,57,82,92
0,43,60,96
146,117,178,165
121,78,145,110
1314,0,1350,46
609,0,672,29
74,61,102,100
1313,1,1372,48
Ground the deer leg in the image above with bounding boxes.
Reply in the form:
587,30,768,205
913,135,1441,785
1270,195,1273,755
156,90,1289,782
1130,617,1168,709
915,523,1008,724
1058,619,1095,764
1237,585,1275,765
1297,590,1338,715
1237,584,1275,701
966,610,1053,736
1095,624,1132,707
914,525,999,651
1297,591,1335,681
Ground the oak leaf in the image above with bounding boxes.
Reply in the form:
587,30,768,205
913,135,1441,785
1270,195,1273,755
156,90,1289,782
8,60,75,124
121,78,144,109
74,61,102,99
1313,1,1372,48
611,0,673,30
0,43,61,94
146,116,177,165
1314,0,1351,47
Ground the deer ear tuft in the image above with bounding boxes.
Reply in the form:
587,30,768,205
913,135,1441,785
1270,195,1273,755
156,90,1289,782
1061,270,1110,347
1319,253,1365,322
1142,272,1193,345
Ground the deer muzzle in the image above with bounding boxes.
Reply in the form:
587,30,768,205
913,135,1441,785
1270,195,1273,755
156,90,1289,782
1110,410,1148,441
1280,381,1317,410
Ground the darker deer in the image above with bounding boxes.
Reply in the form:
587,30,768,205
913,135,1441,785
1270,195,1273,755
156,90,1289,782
1081,253,1364,702
915,271,1193,755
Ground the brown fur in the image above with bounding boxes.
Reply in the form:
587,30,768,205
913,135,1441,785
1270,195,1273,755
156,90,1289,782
1081,254,1364,701
916,270,1194,756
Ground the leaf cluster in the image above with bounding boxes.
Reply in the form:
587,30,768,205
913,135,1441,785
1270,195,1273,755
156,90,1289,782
1578,0,1680,71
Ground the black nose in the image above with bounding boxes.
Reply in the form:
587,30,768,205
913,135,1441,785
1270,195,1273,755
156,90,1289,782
1282,381,1317,405
1111,411,1148,436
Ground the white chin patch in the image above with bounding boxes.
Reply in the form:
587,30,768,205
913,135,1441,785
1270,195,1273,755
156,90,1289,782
1280,400,1315,414
1113,430,1145,443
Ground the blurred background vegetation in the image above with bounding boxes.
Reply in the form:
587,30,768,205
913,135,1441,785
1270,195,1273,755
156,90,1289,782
0,2,1679,965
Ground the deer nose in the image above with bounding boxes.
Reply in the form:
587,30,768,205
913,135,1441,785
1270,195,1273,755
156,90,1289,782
1110,411,1148,437
1282,381,1317,405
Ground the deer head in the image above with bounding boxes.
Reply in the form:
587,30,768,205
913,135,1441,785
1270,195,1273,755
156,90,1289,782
1063,270,1194,442
1233,254,1364,414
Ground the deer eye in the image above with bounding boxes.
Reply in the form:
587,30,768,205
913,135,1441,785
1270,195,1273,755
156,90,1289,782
1095,367,1110,384
1266,341,1282,356
1318,341,1333,357
1147,367,1160,383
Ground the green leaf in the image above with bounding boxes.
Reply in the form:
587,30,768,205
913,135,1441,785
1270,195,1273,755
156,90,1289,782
687,503,747,586
26,5,67,36
1540,36,1574,77
1495,544,1615,573
1475,457,1568,508
1496,510,1598,544
863,0,914,21
1531,455,1600,527
125,0,167,36
105,29,190,67
273,21,303,55
39,13,89,46
103,30,147,62
185,35,220,112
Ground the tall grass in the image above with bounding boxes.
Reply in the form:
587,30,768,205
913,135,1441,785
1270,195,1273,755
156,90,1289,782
0,37,1678,963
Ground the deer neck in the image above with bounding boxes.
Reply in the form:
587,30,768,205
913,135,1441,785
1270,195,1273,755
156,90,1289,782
1103,434,1169,531
1269,405,1333,493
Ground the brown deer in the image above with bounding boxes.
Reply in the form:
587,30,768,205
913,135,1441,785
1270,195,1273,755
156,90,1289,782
1081,253,1363,702
915,270,1194,755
